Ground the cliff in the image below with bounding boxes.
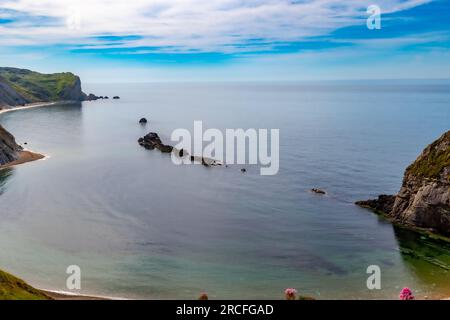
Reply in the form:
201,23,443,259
0,67,92,108
356,131,450,237
0,125,22,166
0,269,51,300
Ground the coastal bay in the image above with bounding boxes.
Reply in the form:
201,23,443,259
0,81,449,299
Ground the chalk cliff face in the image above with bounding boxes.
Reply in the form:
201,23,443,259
0,67,90,108
357,131,450,237
0,125,22,166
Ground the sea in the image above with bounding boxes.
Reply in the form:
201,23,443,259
0,81,449,299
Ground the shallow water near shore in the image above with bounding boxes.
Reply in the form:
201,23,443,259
0,81,449,299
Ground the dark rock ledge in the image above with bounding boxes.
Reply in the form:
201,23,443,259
356,131,450,238
138,131,222,167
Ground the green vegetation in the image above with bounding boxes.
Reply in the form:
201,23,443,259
0,67,79,102
406,131,450,181
0,269,51,300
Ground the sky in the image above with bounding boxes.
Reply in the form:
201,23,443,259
0,0,450,82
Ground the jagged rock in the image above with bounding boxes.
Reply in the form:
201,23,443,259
158,144,173,153
0,125,22,166
138,132,174,153
311,188,326,195
85,93,101,101
356,131,450,237
355,195,395,213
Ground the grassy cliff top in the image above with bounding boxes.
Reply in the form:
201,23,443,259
0,269,51,300
405,131,450,181
0,67,79,102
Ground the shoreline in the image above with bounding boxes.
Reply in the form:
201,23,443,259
0,101,449,301
38,289,450,300
0,102,55,169
0,150,46,170
0,101,58,116
40,289,115,301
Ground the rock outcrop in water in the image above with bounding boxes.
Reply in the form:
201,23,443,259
0,125,22,166
356,131,450,237
138,131,223,167
311,188,326,195
138,132,173,153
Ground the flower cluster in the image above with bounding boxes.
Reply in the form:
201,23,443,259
399,287,415,300
198,292,209,300
284,288,298,300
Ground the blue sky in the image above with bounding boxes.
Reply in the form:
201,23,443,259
0,0,449,82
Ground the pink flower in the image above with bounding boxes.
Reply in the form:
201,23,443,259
285,288,297,300
399,287,415,300
198,292,209,300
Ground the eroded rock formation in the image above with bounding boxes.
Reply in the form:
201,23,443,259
356,131,450,237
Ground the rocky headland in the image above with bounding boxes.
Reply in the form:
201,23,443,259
356,131,450,238
0,67,112,168
0,67,101,108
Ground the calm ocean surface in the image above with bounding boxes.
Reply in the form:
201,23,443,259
0,82,449,299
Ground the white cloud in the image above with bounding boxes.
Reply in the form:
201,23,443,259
0,0,431,52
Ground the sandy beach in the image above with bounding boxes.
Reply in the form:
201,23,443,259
0,102,58,115
41,290,111,300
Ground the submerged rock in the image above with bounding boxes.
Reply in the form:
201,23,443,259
356,131,450,237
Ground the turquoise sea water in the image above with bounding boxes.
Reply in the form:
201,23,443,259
0,81,449,299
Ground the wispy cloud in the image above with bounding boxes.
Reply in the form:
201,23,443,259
0,0,431,53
